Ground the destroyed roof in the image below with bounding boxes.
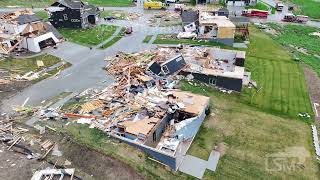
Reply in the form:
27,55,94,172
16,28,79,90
15,14,42,25
218,8,229,14
181,10,199,27
53,0,85,9
211,48,246,60
229,16,250,26
186,64,245,79
199,12,235,27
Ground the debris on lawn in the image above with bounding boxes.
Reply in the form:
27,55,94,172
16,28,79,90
149,11,182,27
309,32,320,38
0,118,58,161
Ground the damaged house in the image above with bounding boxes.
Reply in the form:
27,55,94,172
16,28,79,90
0,10,61,54
180,10,236,46
180,47,249,92
47,0,100,29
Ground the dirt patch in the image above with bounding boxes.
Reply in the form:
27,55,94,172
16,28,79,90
41,130,145,180
303,66,320,121
0,143,53,180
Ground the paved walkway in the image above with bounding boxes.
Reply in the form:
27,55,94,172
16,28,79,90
95,26,122,48
179,151,221,179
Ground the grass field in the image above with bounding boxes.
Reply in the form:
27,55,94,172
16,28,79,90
0,54,61,75
267,23,320,76
284,0,320,19
85,0,133,7
0,0,133,7
182,82,319,179
59,25,117,46
241,26,313,118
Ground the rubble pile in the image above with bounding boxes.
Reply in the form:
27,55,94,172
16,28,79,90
0,117,55,160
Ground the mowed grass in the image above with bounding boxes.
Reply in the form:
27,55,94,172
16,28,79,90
58,25,117,46
0,0,133,7
153,34,229,48
284,0,320,19
182,82,319,179
268,23,320,76
240,27,313,118
0,54,61,75
246,2,276,14
85,0,133,7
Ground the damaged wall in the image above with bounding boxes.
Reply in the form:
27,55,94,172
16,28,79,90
216,76,242,92
113,135,177,170
144,114,172,148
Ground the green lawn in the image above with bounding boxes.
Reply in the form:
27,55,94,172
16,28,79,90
0,54,61,75
284,0,320,19
182,82,319,179
241,26,313,118
143,35,153,43
85,0,133,7
35,11,49,22
246,1,275,14
99,27,126,49
153,34,229,48
0,0,133,7
100,10,127,20
58,25,117,46
267,24,320,76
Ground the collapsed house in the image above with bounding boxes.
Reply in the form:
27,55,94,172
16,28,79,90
47,0,100,29
180,10,236,46
0,10,61,54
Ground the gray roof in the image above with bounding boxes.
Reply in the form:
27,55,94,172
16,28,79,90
15,14,42,25
181,10,199,27
229,16,249,24
55,0,84,9
47,23,63,39
83,5,99,16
